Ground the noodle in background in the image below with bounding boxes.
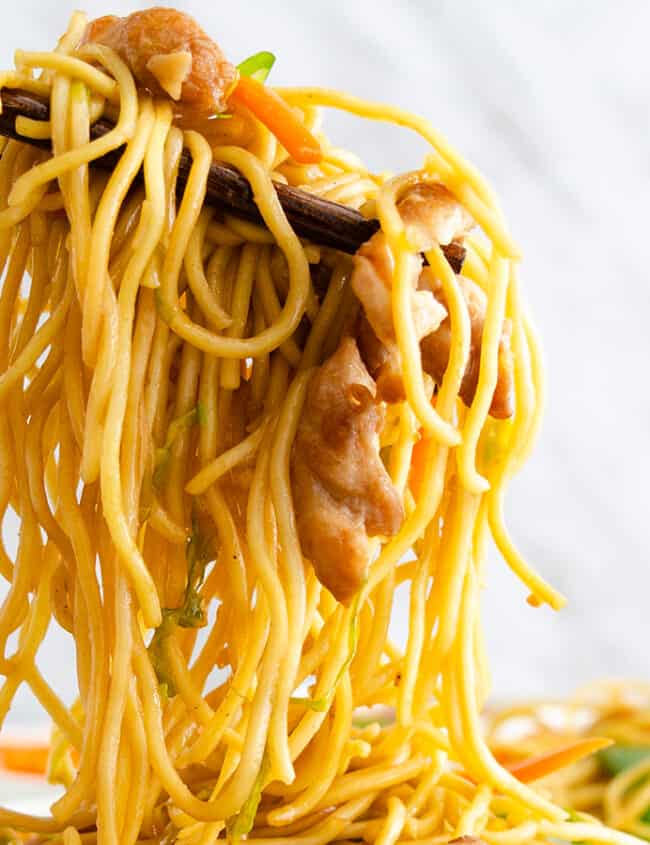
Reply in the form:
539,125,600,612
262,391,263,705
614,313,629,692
487,682,650,842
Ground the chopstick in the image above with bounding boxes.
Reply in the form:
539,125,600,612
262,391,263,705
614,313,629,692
0,88,465,271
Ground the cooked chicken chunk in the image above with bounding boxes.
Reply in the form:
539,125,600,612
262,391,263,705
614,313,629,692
398,182,473,251
420,268,514,419
356,310,406,405
353,233,447,351
291,338,404,603
351,181,514,418
351,183,467,391
85,8,237,118
353,230,446,404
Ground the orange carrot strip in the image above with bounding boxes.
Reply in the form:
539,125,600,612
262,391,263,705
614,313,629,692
230,76,322,164
0,741,49,775
408,435,430,499
502,737,613,783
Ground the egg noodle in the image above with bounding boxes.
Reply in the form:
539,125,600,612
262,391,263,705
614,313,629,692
0,10,636,845
487,681,650,843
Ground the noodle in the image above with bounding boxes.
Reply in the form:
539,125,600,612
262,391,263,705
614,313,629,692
0,9,627,845
487,681,650,841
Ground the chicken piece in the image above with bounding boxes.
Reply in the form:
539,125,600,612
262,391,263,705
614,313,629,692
351,228,447,405
419,268,514,419
352,182,469,373
356,264,514,418
398,182,473,251
353,232,447,355
356,312,406,405
351,181,514,418
85,8,237,118
291,338,404,603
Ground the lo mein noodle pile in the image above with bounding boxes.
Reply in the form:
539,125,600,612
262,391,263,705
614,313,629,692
0,8,634,845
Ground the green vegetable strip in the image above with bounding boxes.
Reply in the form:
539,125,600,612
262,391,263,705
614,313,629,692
153,404,205,487
289,594,361,712
227,752,270,842
147,519,212,696
599,745,650,777
599,744,650,825
237,51,276,83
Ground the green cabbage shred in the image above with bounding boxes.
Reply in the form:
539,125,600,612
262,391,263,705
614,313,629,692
227,752,270,843
148,518,212,696
153,404,205,488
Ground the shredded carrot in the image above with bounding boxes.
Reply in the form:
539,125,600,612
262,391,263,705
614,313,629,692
230,75,322,164
409,435,430,499
500,737,613,783
0,740,49,775
0,739,82,777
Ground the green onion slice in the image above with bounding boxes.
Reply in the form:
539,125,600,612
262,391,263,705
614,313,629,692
237,51,276,83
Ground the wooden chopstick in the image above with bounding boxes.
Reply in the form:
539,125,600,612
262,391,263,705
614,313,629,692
0,88,465,271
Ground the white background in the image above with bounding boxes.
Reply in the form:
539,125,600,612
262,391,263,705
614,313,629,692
0,1,649,723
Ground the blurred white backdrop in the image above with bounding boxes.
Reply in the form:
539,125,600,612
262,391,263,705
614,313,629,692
0,0,649,724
